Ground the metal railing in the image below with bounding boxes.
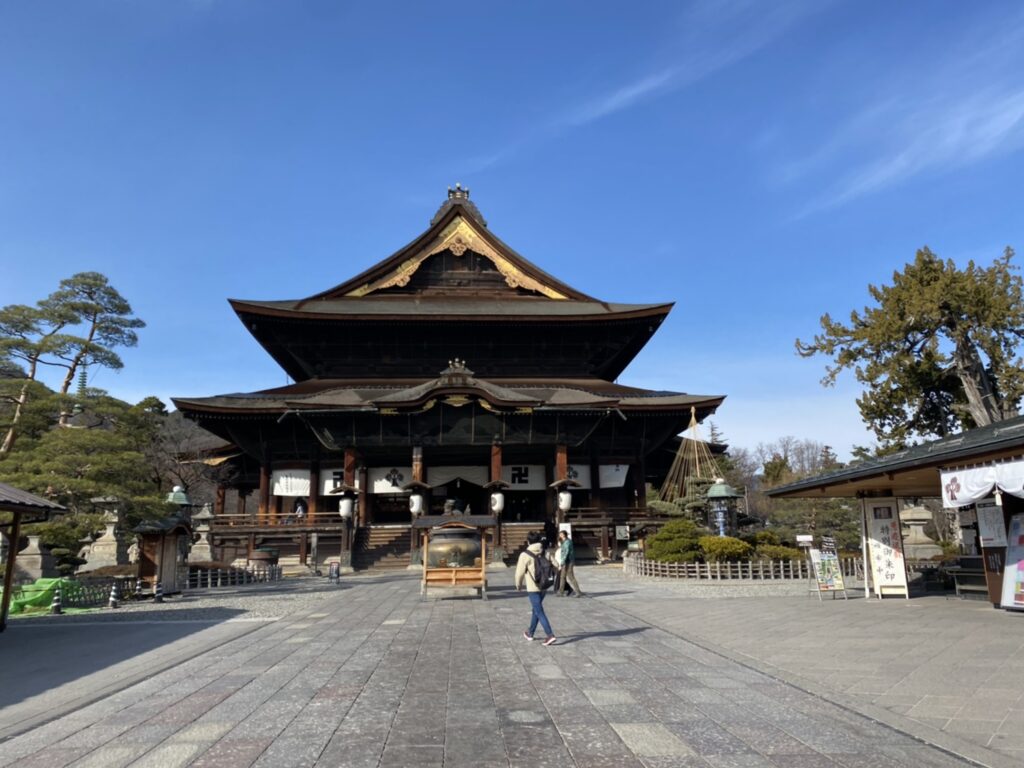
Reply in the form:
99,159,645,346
623,552,862,581
185,565,282,590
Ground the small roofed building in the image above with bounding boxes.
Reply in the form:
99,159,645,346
1,482,66,632
173,187,724,570
767,415,1024,607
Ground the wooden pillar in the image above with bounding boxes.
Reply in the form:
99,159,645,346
273,495,283,526
633,453,646,509
1,513,23,632
545,462,555,523
344,448,360,525
237,490,248,519
412,445,424,483
491,442,503,547
600,524,610,562
309,458,321,520
214,485,226,517
299,533,308,565
589,452,602,512
555,444,568,483
258,461,271,525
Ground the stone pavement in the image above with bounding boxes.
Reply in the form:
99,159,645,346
0,568,1000,767
588,566,1024,768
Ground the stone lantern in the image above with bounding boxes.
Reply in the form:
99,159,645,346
706,479,741,537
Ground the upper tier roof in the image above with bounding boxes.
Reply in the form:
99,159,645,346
229,187,675,380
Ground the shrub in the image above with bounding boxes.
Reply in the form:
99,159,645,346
699,535,754,562
754,531,779,546
757,544,803,561
646,518,706,563
647,499,685,517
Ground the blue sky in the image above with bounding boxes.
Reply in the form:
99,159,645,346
2,1,1023,459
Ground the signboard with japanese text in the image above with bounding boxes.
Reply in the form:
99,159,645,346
367,467,412,495
810,536,847,595
975,498,1008,548
866,500,909,599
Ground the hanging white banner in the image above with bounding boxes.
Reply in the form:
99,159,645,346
567,464,591,489
941,460,1024,508
599,464,629,488
865,500,909,599
320,467,360,496
426,466,489,487
501,465,546,491
368,467,413,494
271,469,311,497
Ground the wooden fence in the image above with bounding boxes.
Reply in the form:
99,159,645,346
623,552,862,581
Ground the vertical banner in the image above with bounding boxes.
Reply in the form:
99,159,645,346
999,513,1024,610
866,500,910,599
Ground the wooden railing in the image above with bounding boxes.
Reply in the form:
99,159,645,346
212,512,350,528
623,552,862,581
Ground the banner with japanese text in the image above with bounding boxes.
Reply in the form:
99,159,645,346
865,500,909,598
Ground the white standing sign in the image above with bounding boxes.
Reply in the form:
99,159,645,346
865,500,910,599
1000,513,1024,610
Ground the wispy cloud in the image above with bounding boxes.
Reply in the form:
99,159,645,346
560,1,820,129
791,13,1024,216
455,1,821,177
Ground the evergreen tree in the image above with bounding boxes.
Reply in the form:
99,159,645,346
797,247,1024,446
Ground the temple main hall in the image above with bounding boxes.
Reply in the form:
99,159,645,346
173,187,724,570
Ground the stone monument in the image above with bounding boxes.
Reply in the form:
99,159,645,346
901,505,943,560
188,503,216,562
85,496,127,570
15,535,58,580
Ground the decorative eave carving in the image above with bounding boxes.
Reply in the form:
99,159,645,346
344,216,569,299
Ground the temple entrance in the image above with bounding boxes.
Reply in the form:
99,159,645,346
432,478,486,516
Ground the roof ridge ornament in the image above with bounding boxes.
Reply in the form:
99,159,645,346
441,357,475,382
448,182,470,200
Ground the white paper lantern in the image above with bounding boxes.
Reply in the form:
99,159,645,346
557,489,572,512
490,492,505,514
409,493,424,516
339,497,354,520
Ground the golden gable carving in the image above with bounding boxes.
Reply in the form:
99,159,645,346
345,216,568,299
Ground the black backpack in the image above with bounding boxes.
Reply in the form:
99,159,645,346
528,551,556,591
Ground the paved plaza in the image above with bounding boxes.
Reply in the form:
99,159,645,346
0,567,1020,767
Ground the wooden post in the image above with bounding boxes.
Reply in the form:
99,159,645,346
491,442,502,547
1,512,23,632
600,525,609,562
357,466,369,528
299,533,308,565
632,453,646,509
589,451,603,513
237,490,248,520
258,460,271,525
412,445,424,484
555,444,568,482
308,458,320,520
273,495,283,526
214,485,226,517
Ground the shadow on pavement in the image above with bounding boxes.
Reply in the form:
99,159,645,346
0,606,247,711
557,626,648,645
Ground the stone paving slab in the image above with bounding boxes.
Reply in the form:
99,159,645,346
0,569,994,767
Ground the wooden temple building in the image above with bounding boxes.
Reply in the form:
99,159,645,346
173,187,724,570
